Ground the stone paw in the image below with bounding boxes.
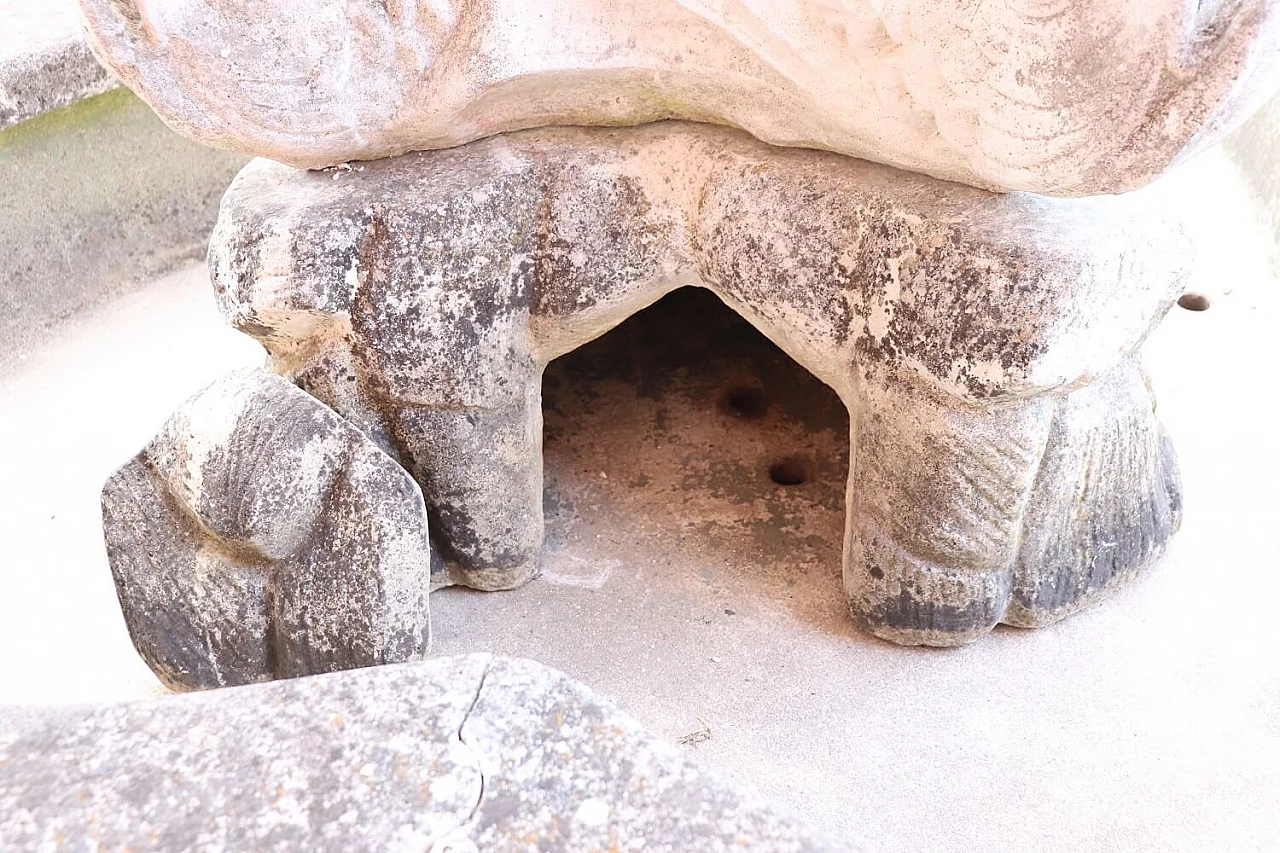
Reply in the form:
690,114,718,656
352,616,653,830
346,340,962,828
100,369,435,690
1005,360,1183,628
845,358,1182,646
846,514,1014,647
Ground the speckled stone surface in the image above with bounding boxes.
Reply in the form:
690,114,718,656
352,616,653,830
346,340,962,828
211,121,1187,646
101,369,434,689
0,654,848,852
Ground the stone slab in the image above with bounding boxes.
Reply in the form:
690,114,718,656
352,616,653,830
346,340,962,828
0,655,848,852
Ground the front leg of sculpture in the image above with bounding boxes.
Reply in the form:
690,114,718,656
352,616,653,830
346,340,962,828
350,213,547,591
384,394,544,591
844,360,1183,646
211,168,549,591
1008,357,1182,627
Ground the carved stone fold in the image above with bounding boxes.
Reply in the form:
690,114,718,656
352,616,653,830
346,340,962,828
100,369,434,689
78,0,1280,195
210,122,1187,646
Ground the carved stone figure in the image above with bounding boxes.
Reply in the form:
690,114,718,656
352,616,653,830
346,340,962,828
101,369,434,689
78,0,1280,194
84,1,1274,664
209,123,1185,646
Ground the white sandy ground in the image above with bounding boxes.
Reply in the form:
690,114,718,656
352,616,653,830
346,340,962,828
0,147,1277,851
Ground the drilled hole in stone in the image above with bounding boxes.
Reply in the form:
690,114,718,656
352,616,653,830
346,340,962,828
768,457,811,487
1178,292,1211,311
722,386,768,419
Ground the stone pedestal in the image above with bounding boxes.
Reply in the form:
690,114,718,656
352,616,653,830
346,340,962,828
101,122,1188,680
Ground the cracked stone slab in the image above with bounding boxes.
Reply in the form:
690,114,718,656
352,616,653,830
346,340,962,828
211,121,1187,645
0,654,848,852
100,368,434,689
78,0,1280,194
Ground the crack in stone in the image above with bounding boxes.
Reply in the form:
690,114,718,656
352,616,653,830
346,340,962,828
428,656,492,853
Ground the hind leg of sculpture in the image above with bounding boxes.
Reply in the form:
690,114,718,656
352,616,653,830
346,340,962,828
844,373,1057,646
101,370,434,689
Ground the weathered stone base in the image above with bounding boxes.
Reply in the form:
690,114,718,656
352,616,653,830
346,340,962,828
205,122,1185,647
0,655,846,851
103,121,1187,666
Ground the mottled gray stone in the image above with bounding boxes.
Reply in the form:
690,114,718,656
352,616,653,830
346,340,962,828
0,655,847,852
101,368,434,689
210,122,1187,645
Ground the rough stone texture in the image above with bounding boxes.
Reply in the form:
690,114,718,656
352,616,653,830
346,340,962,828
210,121,1187,646
78,0,1280,195
0,2,116,130
0,654,847,852
101,368,434,689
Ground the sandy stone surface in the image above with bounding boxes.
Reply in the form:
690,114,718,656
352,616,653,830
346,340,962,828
0,655,846,852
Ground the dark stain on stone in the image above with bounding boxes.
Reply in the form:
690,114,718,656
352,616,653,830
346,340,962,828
531,171,669,320
860,588,1004,638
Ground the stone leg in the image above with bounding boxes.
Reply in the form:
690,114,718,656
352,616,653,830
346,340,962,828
846,358,1184,646
845,373,1056,646
388,388,543,592
1007,358,1183,627
339,208,545,592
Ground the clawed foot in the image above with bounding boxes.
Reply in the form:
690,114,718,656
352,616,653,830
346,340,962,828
101,370,434,689
846,360,1181,646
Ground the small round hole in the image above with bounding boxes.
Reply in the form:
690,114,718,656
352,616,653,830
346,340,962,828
768,457,810,487
1178,292,1211,312
722,386,768,419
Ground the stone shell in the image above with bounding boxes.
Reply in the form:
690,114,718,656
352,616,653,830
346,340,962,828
77,0,1280,195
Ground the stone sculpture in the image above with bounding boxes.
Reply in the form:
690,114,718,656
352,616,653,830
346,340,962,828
208,122,1185,647
101,370,434,689
0,655,848,851
86,0,1277,668
78,0,1280,195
